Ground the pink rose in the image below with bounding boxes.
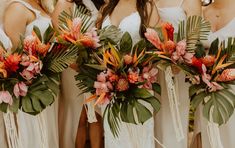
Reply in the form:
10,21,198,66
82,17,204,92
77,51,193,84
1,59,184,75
13,82,28,98
0,91,13,105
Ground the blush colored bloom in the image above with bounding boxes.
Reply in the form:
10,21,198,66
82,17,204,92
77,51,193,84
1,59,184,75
116,78,129,91
139,66,158,89
4,53,21,73
82,28,101,48
13,82,28,98
144,28,162,49
176,40,186,55
97,72,107,82
107,69,118,82
20,69,34,81
0,91,13,105
124,55,133,65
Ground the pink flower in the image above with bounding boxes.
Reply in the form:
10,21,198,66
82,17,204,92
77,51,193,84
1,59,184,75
26,62,42,74
217,69,235,82
209,82,223,92
116,78,129,91
176,40,186,55
94,81,113,95
20,69,34,81
0,91,13,105
71,18,82,40
107,69,118,82
82,28,101,48
144,28,162,49
183,52,194,63
164,40,176,54
139,66,158,89
97,72,107,82
124,55,133,65
13,82,28,98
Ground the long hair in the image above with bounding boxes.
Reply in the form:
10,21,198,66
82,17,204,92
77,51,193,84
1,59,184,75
96,0,154,37
70,0,105,10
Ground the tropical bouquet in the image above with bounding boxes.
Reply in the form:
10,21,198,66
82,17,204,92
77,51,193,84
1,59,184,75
0,25,77,115
189,38,235,125
76,32,161,136
144,16,211,69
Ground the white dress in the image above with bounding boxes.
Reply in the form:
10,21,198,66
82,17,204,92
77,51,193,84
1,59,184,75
102,12,155,148
194,18,235,148
154,1,190,148
59,1,99,148
7,1,59,148
0,26,12,148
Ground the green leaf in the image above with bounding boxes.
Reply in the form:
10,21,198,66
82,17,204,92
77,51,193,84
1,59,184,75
134,101,152,124
209,38,219,55
22,96,34,113
189,84,205,97
32,90,54,106
33,26,42,41
43,25,55,43
191,91,207,109
31,95,43,112
0,103,8,113
119,32,132,55
142,96,161,113
133,88,153,98
9,97,19,113
152,83,161,95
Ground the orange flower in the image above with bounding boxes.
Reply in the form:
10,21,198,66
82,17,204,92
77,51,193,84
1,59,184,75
4,53,21,73
216,69,235,82
36,43,50,57
0,62,7,78
164,40,176,54
162,22,174,41
201,55,216,67
128,71,139,83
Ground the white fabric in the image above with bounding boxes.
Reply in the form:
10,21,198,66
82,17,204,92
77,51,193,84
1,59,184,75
102,12,155,148
7,1,59,148
154,3,190,148
194,17,235,148
59,1,99,148
0,27,12,148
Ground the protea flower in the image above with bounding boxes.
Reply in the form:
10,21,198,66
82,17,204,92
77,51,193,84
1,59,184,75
13,82,28,98
116,78,129,91
216,69,235,82
128,71,139,83
4,53,21,73
0,91,13,105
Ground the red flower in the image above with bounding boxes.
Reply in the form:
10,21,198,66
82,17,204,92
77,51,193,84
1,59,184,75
4,54,21,73
191,57,203,73
162,23,174,41
201,55,216,67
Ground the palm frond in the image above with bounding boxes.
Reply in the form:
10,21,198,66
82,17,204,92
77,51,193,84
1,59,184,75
178,16,211,51
58,5,93,33
46,43,79,73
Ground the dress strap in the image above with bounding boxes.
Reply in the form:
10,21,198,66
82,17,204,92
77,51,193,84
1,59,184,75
9,0,40,18
179,0,184,7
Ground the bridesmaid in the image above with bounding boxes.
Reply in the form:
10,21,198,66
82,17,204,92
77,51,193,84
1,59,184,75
153,0,201,148
97,0,159,148
52,0,104,148
193,0,235,147
4,0,59,148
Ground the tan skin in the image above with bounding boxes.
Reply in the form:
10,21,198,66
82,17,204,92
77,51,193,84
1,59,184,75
203,0,235,32
155,0,201,74
52,1,103,148
4,0,49,50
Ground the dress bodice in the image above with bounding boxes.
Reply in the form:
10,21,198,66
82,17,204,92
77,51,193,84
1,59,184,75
208,18,235,44
156,0,186,32
10,0,51,36
102,12,141,44
0,26,12,49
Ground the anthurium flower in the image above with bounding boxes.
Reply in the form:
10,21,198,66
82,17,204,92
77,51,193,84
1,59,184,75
13,82,28,98
0,91,13,105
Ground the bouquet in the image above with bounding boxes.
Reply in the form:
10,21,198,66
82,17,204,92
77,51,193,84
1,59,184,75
76,32,161,136
0,25,78,114
188,38,235,125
